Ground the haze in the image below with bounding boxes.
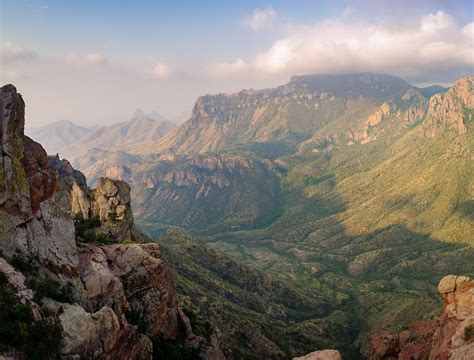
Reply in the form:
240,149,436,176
1,0,473,127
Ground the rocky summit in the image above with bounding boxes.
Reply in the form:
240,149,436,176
0,84,224,359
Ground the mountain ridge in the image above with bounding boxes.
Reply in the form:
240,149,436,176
27,115,177,158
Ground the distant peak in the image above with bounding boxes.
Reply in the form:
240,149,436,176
133,109,167,122
133,108,147,118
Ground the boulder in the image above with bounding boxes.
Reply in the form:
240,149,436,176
43,299,152,360
293,349,342,360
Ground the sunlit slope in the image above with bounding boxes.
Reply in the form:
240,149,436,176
134,74,411,156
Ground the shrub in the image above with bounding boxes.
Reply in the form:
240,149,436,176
0,270,8,287
95,233,115,245
153,339,200,360
464,324,474,341
74,213,116,245
109,210,117,223
183,308,213,341
25,318,62,360
0,276,63,357
29,276,74,304
126,308,149,333
82,228,97,243
11,250,36,273
74,213,101,240
0,320,29,346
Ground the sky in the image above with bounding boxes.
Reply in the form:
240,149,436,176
1,0,473,127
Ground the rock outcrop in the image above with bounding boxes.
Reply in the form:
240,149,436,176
424,76,473,137
78,243,177,337
90,177,138,242
430,275,474,359
368,275,474,360
0,84,224,359
0,84,79,278
292,349,342,360
43,299,153,359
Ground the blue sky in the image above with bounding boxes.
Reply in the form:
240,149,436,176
1,0,473,126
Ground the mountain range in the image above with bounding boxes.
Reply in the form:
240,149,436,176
23,73,474,359
26,113,177,158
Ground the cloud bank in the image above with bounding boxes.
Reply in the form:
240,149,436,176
0,42,39,64
216,11,473,82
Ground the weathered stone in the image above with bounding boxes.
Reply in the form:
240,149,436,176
43,299,152,360
368,331,400,359
292,349,342,360
424,76,473,137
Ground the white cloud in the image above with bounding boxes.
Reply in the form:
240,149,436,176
420,10,454,33
152,63,172,78
463,22,474,38
218,10,474,81
39,5,49,10
0,42,39,64
64,52,108,65
243,5,277,31
209,58,248,77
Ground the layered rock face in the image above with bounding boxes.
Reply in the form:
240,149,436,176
136,73,412,155
424,76,473,137
368,275,474,360
50,154,140,242
0,84,79,278
0,84,224,359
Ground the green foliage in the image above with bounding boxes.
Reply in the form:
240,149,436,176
25,318,62,360
109,210,117,223
11,250,36,273
74,213,101,237
123,239,136,244
0,272,62,358
95,233,116,245
0,270,7,287
464,324,474,341
125,308,149,334
183,308,213,341
29,276,74,304
74,213,115,245
140,111,473,359
153,339,200,360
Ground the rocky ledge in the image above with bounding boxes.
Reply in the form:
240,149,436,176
368,275,474,360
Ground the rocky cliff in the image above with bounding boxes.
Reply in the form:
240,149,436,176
424,76,473,138
135,73,412,155
0,84,224,359
368,275,474,360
